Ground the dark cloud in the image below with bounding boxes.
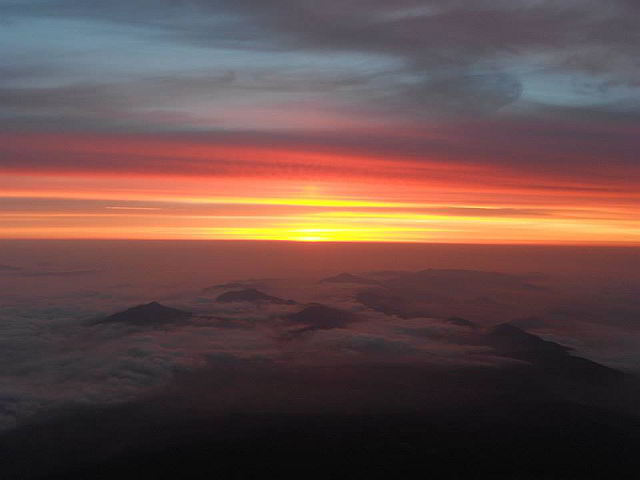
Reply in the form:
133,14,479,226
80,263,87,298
0,0,638,194
0,68,383,132
137,0,635,76
398,71,523,115
3,0,640,124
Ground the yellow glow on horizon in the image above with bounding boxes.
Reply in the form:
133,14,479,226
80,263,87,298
2,162,640,245
2,199,640,244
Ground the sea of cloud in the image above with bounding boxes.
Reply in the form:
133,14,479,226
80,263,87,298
1,260,640,432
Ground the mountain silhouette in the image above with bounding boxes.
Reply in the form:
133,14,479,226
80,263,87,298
446,316,477,328
203,282,255,293
390,269,544,292
488,323,571,357
354,268,553,323
285,303,358,330
320,273,379,285
98,302,192,326
215,288,295,305
487,323,625,385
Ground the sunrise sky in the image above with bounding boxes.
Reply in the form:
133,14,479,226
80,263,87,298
2,0,639,244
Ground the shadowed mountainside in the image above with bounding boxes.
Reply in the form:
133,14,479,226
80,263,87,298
487,323,626,385
97,302,192,326
353,268,554,323
215,288,295,305
284,303,358,331
2,365,639,480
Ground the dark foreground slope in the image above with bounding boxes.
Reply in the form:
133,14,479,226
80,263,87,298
2,358,640,480
3,401,640,480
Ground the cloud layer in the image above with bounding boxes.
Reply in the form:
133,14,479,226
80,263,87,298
2,252,640,432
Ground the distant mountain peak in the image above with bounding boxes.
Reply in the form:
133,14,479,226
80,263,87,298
285,303,358,330
446,317,477,328
203,282,253,293
320,273,379,285
491,322,528,335
215,288,295,305
98,302,192,326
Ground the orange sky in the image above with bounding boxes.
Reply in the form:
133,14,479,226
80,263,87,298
2,132,639,245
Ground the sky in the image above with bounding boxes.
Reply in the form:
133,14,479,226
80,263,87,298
1,0,640,244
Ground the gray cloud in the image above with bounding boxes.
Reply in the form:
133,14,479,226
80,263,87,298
390,71,523,116
3,0,640,123
0,0,638,184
